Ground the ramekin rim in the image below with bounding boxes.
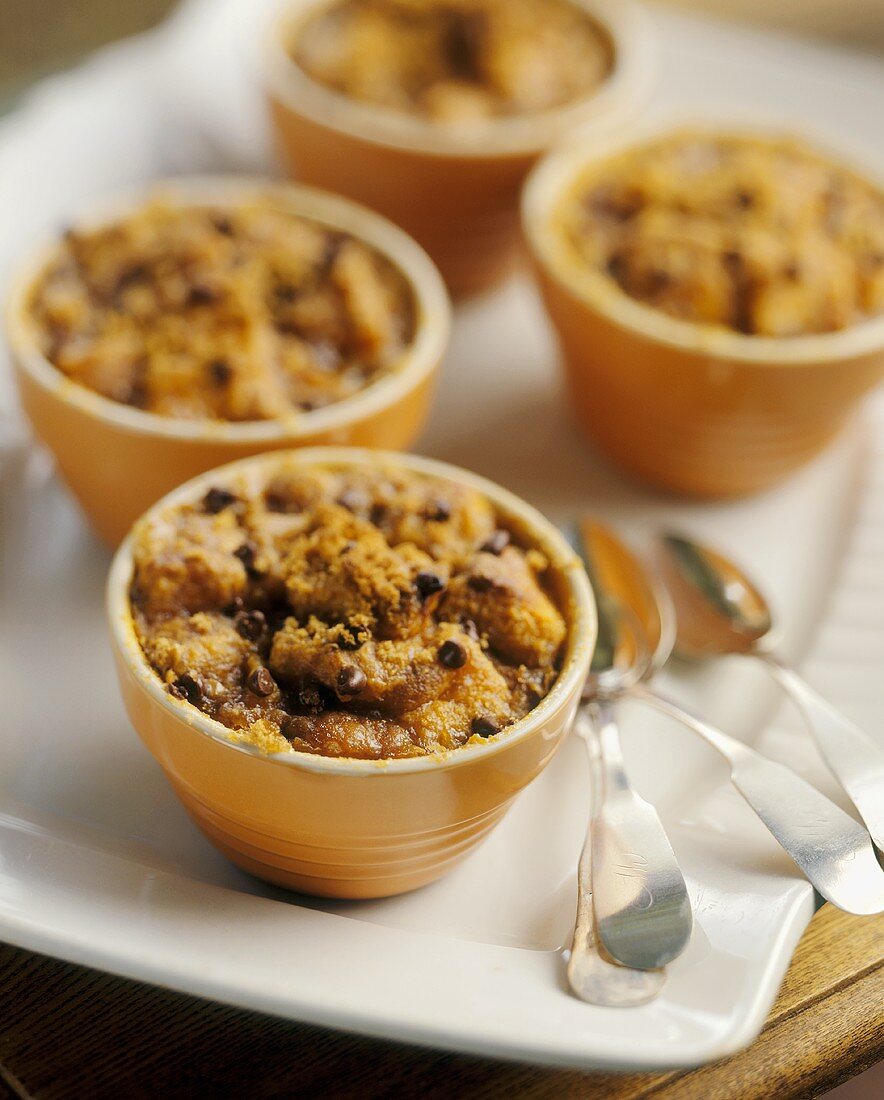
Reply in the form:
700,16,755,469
262,0,655,160
5,176,451,441
522,117,884,364
106,446,597,777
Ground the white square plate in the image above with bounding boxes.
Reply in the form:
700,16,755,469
1,0,883,1071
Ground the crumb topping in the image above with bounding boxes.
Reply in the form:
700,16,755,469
29,200,415,419
557,133,884,336
291,0,612,123
130,462,568,759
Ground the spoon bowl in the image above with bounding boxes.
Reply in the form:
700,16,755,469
656,533,771,658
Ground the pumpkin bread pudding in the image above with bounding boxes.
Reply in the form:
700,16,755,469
557,132,884,337
130,462,567,759
28,200,415,420
291,0,613,124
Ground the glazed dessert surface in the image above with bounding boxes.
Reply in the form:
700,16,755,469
558,133,884,337
130,463,567,759
291,0,612,123
29,201,415,420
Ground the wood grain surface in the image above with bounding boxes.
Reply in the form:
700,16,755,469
0,905,881,1100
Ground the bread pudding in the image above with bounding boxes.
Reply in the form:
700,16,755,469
28,199,415,420
556,132,884,337
290,0,613,124
129,460,568,759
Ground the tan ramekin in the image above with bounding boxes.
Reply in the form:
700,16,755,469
106,447,595,899
6,178,450,547
522,123,884,498
264,0,653,298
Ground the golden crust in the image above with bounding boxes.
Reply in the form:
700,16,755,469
130,462,568,759
558,133,884,337
291,0,612,122
29,201,414,419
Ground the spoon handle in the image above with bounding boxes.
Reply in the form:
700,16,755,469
568,716,667,1006
631,686,884,916
578,703,692,970
758,654,884,852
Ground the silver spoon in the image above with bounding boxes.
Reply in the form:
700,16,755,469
567,704,667,1007
615,549,884,915
572,521,692,974
657,532,884,853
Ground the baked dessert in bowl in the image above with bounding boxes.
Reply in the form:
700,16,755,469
265,0,651,297
523,125,884,497
107,447,595,898
6,179,449,546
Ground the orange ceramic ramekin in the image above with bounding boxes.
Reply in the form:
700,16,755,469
107,447,596,899
264,0,653,298
522,124,884,499
6,178,450,547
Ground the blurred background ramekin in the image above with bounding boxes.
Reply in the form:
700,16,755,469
6,177,450,546
264,0,654,299
522,122,884,499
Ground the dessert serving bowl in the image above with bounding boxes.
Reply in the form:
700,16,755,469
106,447,596,899
264,0,652,298
6,178,450,546
522,122,884,498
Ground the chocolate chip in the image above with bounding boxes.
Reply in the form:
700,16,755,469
126,372,149,410
298,400,317,412
734,189,755,210
186,284,220,308
647,269,672,294
443,8,485,79
234,609,266,641
425,500,451,522
438,639,467,670
336,665,366,699
369,503,388,526
247,666,275,697
274,283,298,304
588,187,644,223
114,263,149,294
170,673,202,707
722,250,743,274
265,490,293,513
223,596,244,617
461,618,480,641
468,574,493,593
415,571,445,599
606,250,628,284
234,543,261,576
471,717,498,738
210,215,234,236
203,487,237,514
317,232,346,277
208,359,232,386
480,530,510,555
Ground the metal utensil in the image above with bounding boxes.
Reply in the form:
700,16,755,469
658,532,884,853
572,521,692,973
567,708,667,1007
631,684,884,914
